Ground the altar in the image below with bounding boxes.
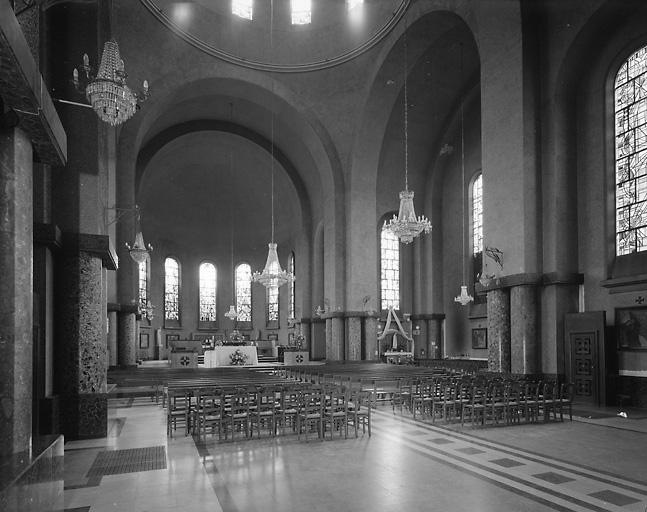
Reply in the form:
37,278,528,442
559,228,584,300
203,346,259,367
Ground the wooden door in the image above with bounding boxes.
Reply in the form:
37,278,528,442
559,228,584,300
564,312,606,406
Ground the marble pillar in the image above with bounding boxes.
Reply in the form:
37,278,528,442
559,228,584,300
0,128,33,456
511,285,539,374
347,317,362,361
363,317,379,361
427,319,442,359
107,311,118,367
487,288,511,372
326,316,344,361
118,311,137,366
56,251,108,439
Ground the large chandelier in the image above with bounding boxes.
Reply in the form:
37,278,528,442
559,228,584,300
383,23,432,244
72,40,150,126
454,44,473,307
252,0,295,290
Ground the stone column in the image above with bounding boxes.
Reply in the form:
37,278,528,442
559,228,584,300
511,285,539,375
107,309,118,367
0,127,33,456
55,250,107,440
363,316,379,361
346,317,362,360
488,288,511,372
118,308,137,367
427,319,442,359
326,315,344,361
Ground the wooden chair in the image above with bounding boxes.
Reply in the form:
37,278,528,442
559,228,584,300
521,381,541,423
487,383,506,426
196,388,225,442
276,386,301,436
440,382,460,424
298,390,324,442
167,388,192,438
461,385,487,428
249,387,277,438
557,382,574,421
348,390,372,437
224,388,251,441
504,382,522,425
540,382,559,422
323,389,349,439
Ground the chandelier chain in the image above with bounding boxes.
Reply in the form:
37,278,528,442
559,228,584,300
404,27,408,192
461,43,466,284
270,0,275,245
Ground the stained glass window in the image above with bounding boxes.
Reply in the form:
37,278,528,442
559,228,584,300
347,0,363,10
232,0,252,20
472,173,483,255
164,257,180,321
289,253,295,319
615,46,647,255
291,0,311,25
199,262,217,322
235,263,252,322
268,286,279,322
138,258,148,307
381,228,400,310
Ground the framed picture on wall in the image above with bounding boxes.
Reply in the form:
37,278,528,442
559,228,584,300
267,333,279,342
166,333,180,348
140,333,150,349
472,328,487,349
615,306,647,350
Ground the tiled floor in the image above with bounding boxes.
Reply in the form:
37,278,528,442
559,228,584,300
63,396,647,512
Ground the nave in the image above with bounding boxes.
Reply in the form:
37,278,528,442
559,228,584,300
62,396,647,512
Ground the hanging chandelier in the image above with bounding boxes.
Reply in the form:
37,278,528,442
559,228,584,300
125,206,153,264
252,0,295,290
225,104,239,321
72,39,150,126
454,44,473,307
383,22,432,244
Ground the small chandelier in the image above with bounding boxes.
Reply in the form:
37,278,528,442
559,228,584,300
252,0,295,290
72,39,150,126
383,23,432,244
454,44,473,307
225,305,239,320
125,206,152,264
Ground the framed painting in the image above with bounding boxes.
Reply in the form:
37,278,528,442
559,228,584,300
139,333,150,349
472,328,487,349
615,306,647,350
166,333,180,348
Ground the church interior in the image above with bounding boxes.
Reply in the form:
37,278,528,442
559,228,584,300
1,0,647,511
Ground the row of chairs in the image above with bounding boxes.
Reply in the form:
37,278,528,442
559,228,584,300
167,384,373,443
395,378,573,427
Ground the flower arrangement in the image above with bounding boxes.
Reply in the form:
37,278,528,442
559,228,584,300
229,349,249,366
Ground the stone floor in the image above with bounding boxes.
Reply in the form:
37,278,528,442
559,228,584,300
62,396,647,512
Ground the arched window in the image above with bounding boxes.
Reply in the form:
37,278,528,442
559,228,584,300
199,262,217,324
289,253,296,319
235,262,252,322
138,258,148,308
615,46,647,255
268,286,279,323
232,0,252,20
164,257,180,326
291,0,311,25
380,228,400,310
471,172,486,303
